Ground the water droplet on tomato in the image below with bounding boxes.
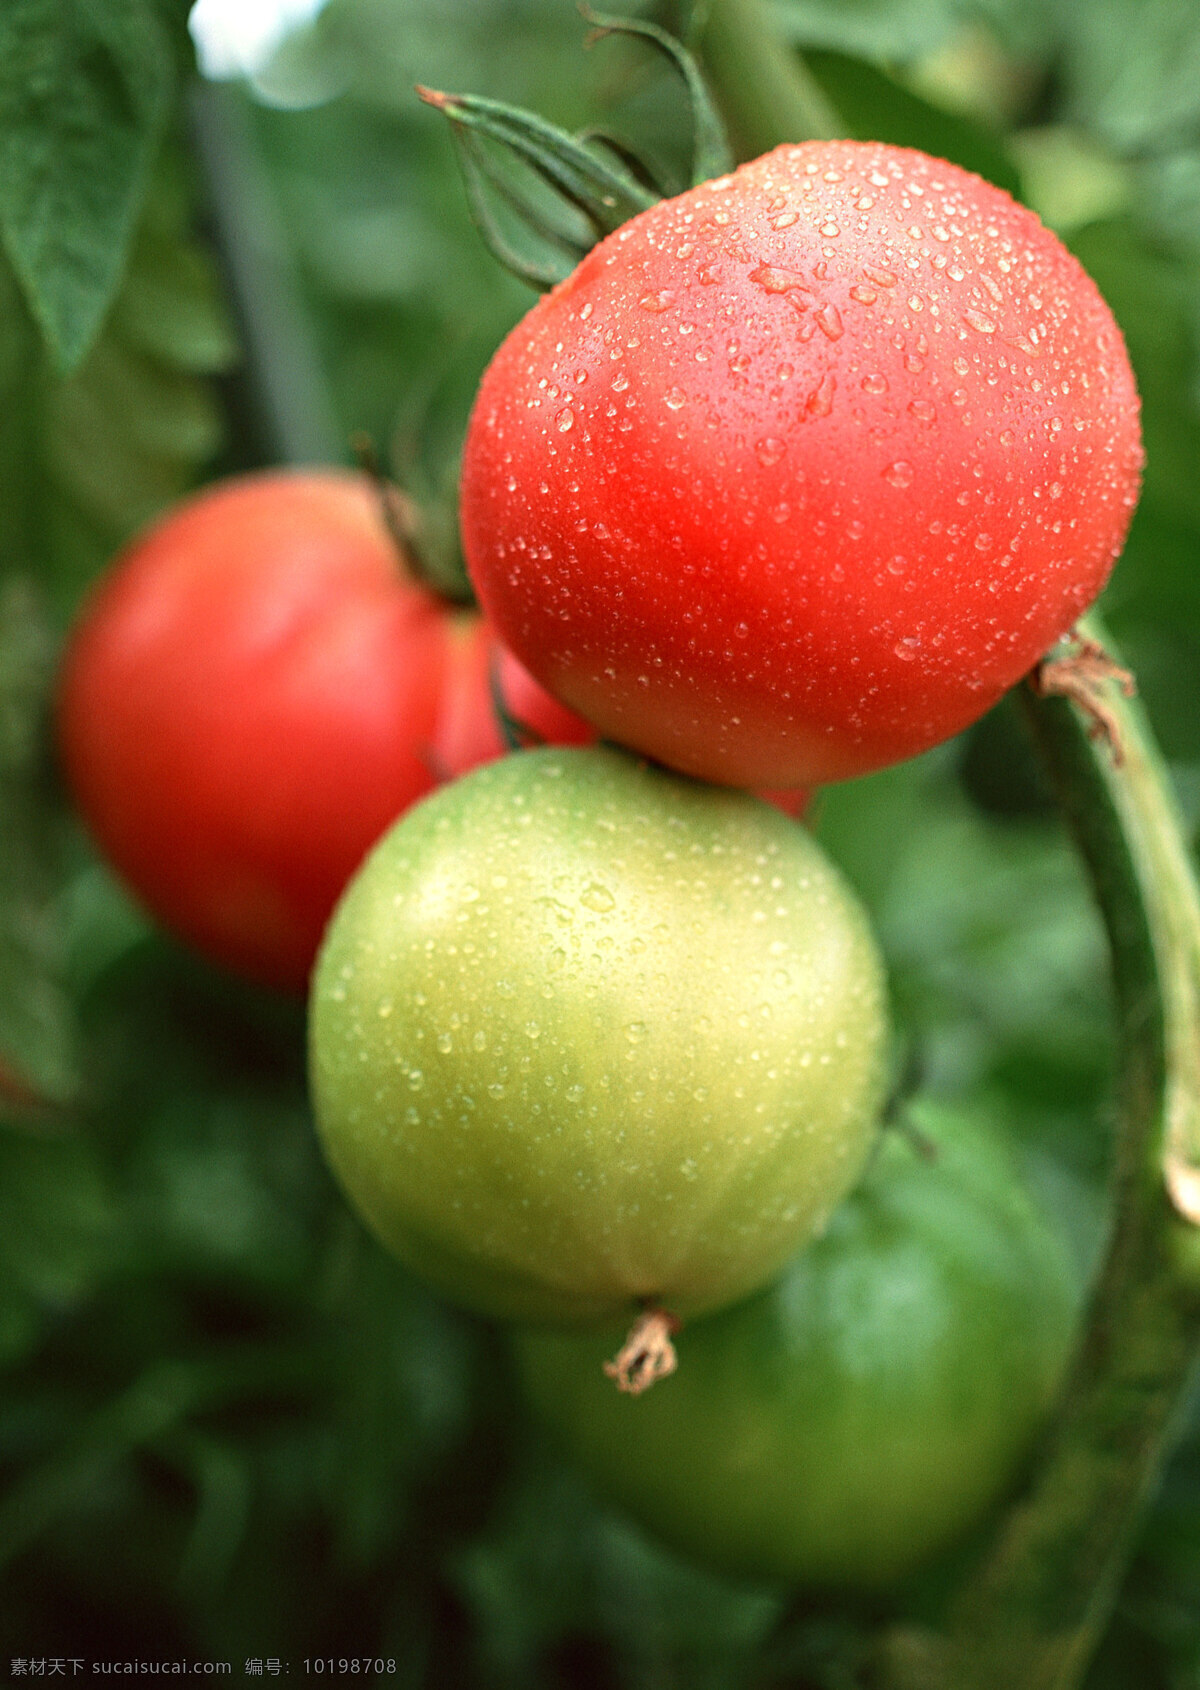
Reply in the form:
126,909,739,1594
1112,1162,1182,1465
750,263,809,294
556,408,574,432
908,399,936,424
816,303,843,339
756,437,786,466
580,883,614,912
861,372,888,394
894,637,921,660
639,291,674,312
883,460,915,489
770,211,798,229
664,387,687,410
963,309,997,334
806,372,836,417
850,284,877,304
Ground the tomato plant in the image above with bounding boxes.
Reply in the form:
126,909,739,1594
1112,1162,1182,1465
309,745,888,1324
56,469,594,993
461,139,1143,789
512,1102,1080,1589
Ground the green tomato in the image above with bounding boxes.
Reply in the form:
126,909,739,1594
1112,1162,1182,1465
511,1103,1081,1589
310,746,888,1324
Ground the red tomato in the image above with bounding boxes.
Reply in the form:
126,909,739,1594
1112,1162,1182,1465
461,140,1143,788
57,470,593,993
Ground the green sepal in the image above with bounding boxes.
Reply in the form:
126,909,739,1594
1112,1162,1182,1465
417,85,656,290
579,7,734,186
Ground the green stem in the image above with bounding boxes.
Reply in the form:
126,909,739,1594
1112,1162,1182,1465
694,0,841,157
877,615,1200,1690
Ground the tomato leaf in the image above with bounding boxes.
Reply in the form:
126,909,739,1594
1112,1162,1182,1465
0,0,174,374
0,578,78,1114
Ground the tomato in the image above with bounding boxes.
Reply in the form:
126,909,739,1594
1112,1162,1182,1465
57,469,593,993
309,745,887,1324
511,1102,1080,1590
461,140,1143,789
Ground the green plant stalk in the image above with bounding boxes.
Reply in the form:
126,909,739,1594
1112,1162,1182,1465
877,614,1200,1690
693,0,840,157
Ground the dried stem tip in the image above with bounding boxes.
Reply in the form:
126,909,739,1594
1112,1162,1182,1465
1032,633,1137,765
603,1307,680,1395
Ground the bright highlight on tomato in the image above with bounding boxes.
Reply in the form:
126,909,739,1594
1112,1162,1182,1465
461,140,1143,789
512,1103,1080,1589
57,470,592,992
309,746,888,1325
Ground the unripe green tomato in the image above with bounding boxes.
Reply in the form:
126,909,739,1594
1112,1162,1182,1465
310,746,888,1324
511,1103,1080,1589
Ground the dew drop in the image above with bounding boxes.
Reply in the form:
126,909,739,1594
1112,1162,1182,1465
816,302,843,339
894,636,921,661
580,883,615,913
850,284,877,304
963,309,997,335
639,291,674,312
756,436,786,467
770,211,798,229
806,372,836,417
750,263,809,294
664,387,687,410
861,371,888,394
908,398,936,424
883,459,915,489
556,408,574,433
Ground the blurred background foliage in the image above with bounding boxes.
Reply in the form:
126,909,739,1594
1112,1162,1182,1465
2,0,1200,1683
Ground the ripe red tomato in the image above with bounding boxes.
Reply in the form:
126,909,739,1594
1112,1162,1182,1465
461,140,1143,788
57,470,593,993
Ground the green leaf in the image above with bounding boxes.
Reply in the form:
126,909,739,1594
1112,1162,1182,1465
0,577,79,1113
0,0,173,374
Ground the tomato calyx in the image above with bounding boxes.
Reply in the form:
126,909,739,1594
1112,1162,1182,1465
603,1306,682,1396
419,15,729,290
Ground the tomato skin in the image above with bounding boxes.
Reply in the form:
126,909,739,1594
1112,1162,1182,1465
309,746,887,1324
461,141,1143,788
512,1103,1080,1589
57,470,594,993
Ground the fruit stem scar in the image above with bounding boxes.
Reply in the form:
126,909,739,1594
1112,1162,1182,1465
603,1306,681,1394
1030,632,1136,765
